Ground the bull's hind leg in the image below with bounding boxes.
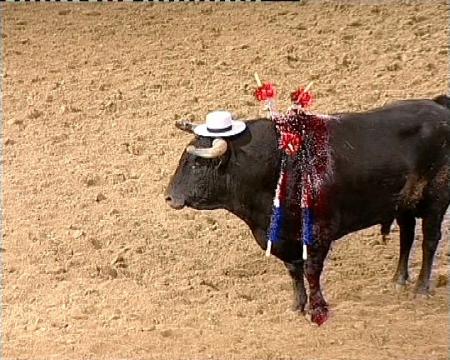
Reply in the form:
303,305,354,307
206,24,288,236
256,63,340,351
284,260,307,313
415,165,449,294
380,219,394,244
415,212,445,294
393,213,416,287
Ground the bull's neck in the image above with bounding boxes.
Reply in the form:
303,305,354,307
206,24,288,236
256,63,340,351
223,158,280,246
226,185,274,230
219,118,281,247
224,181,275,249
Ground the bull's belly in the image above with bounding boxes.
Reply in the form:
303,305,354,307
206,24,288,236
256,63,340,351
329,174,426,238
332,204,398,239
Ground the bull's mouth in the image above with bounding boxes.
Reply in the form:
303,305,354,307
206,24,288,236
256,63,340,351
165,196,185,210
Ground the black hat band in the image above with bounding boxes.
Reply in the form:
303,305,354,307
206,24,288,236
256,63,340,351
206,125,232,133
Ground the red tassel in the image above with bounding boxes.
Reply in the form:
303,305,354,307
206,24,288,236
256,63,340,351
255,82,277,102
291,88,314,109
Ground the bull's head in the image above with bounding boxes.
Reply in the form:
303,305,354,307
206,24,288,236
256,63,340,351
165,120,232,210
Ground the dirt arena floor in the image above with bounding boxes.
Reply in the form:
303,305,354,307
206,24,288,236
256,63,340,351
2,2,449,359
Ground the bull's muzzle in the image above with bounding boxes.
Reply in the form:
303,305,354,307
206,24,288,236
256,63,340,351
164,194,185,210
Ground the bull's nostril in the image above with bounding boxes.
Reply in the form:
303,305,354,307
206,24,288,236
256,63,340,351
165,194,185,210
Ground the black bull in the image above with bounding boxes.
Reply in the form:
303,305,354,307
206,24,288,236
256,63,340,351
165,96,450,325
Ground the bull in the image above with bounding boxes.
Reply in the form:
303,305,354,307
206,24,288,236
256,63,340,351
165,95,450,325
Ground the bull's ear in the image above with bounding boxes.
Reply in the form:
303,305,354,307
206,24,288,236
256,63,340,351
175,120,196,133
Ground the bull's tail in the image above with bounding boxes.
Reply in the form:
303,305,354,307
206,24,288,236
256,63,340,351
433,94,450,109
434,95,450,149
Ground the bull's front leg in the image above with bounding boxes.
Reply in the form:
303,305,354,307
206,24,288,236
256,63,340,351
284,260,307,313
304,240,331,326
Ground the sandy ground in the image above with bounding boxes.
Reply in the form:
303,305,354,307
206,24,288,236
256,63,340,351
2,2,449,360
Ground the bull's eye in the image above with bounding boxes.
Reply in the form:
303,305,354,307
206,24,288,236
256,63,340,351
191,157,215,168
194,159,204,167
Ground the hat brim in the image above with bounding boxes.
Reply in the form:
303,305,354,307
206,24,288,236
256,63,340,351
193,120,246,138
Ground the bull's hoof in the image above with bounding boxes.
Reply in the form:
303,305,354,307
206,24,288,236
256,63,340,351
414,292,432,300
393,276,412,292
291,300,307,314
392,273,410,287
310,305,329,326
394,282,407,292
414,284,431,298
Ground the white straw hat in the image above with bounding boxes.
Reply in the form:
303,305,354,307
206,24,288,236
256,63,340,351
193,111,246,138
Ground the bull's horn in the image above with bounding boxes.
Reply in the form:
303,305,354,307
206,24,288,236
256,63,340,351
175,120,196,133
186,138,228,158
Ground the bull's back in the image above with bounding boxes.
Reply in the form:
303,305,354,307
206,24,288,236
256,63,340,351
326,99,450,236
